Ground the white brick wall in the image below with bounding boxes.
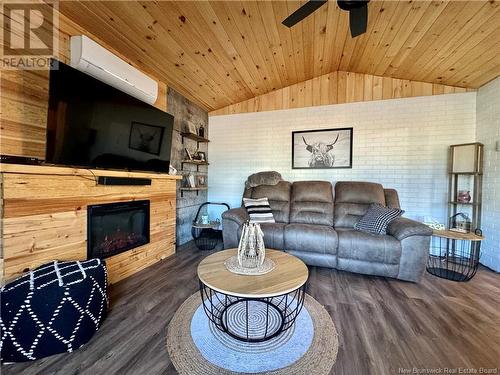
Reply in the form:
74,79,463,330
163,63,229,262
208,93,477,228
476,77,500,271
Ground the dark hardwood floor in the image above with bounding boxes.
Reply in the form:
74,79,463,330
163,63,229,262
3,241,500,375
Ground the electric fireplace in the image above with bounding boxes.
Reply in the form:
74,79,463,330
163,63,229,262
87,200,150,259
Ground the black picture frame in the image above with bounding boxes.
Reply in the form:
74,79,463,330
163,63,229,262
292,127,353,169
128,121,165,156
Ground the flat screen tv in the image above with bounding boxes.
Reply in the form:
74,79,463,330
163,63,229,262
46,60,174,173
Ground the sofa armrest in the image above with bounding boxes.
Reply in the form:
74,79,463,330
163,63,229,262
222,207,249,226
387,217,432,241
222,207,248,249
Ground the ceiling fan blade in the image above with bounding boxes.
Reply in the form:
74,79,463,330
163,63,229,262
349,3,368,37
282,0,328,28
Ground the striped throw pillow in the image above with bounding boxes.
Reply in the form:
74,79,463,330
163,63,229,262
355,204,404,235
243,197,275,224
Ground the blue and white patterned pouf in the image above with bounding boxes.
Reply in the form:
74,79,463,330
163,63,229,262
0,259,108,362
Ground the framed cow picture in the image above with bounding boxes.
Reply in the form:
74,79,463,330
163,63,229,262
129,121,165,155
292,127,353,169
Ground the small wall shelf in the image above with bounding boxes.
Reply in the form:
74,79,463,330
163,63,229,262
182,159,209,165
450,172,482,176
180,131,210,197
181,159,209,172
180,187,208,197
181,132,210,146
449,201,481,206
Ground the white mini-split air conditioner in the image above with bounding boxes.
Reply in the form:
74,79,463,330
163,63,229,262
70,35,158,105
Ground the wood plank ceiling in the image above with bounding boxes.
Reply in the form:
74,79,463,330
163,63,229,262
59,1,500,112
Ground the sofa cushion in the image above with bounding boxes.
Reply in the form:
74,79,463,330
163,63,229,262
337,228,401,264
250,181,291,223
290,181,334,226
354,204,404,235
336,258,400,278
334,181,386,228
284,223,338,255
261,222,286,249
237,222,285,250
285,250,337,268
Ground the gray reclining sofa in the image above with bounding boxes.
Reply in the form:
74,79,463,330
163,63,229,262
222,172,432,282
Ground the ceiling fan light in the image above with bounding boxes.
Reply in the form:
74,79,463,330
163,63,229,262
338,0,369,11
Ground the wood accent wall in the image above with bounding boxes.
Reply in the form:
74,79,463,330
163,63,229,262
0,9,167,159
58,1,500,111
209,71,475,116
0,164,181,284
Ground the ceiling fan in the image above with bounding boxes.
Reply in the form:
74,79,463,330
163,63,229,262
282,0,369,38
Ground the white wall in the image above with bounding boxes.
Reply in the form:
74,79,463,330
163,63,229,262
476,77,500,271
208,93,476,226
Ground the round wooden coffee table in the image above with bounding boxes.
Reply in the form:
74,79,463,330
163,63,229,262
197,249,308,342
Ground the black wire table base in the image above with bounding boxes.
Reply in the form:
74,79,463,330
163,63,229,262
427,231,482,282
199,280,307,343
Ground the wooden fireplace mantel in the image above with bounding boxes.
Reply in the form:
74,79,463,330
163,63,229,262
0,163,181,284
0,163,183,180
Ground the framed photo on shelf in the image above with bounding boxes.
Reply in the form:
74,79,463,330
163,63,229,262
184,147,193,160
197,175,206,187
128,121,164,155
187,122,197,135
292,127,353,169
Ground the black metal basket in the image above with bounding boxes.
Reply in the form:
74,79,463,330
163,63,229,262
427,229,482,282
191,202,230,251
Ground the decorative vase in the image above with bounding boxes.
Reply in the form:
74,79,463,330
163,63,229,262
237,222,265,268
457,190,472,203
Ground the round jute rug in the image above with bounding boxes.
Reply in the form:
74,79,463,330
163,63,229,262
166,293,338,374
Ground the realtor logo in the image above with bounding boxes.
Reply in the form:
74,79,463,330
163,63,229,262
1,1,58,69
